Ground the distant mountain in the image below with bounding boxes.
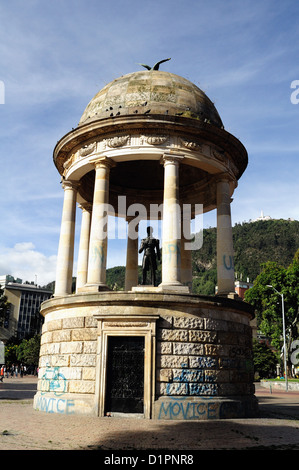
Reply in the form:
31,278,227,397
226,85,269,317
233,219,299,278
106,219,299,295
192,219,299,294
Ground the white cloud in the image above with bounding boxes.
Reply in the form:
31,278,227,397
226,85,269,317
0,242,57,286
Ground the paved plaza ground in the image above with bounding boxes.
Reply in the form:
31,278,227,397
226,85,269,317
0,376,299,452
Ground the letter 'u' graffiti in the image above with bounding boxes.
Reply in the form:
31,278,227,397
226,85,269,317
223,255,233,270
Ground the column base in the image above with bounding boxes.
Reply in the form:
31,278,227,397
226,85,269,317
132,284,190,294
216,291,241,300
158,283,190,293
77,283,110,293
132,285,158,293
53,292,68,298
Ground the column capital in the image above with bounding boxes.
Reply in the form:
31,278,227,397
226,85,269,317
78,202,92,212
90,156,116,170
215,173,232,183
215,172,238,187
61,179,79,191
160,153,184,166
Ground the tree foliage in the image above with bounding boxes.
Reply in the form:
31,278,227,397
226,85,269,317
4,343,18,366
232,219,299,280
4,335,41,367
16,335,41,366
245,250,299,373
252,339,278,378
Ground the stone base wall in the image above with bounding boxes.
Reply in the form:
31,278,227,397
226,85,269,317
154,310,257,419
34,315,98,415
156,312,255,399
33,292,258,419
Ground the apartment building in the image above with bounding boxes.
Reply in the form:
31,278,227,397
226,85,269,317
0,275,53,342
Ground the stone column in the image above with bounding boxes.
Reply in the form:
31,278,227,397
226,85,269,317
160,154,185,289
216,177,236,297
181,210,192,290
125,217,139,290
86,157,115,291
76,202,92,292
54,180,78,297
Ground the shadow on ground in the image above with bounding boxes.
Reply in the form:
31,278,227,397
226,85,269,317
1,379,299,451
77,393,299,451
257,396,299,421
79,411,299,451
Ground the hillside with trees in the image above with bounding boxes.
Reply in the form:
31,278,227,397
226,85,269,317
106,219,299,294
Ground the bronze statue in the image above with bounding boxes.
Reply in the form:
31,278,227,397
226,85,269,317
139,227,160,286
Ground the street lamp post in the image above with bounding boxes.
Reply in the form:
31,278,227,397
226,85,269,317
267,285,288,392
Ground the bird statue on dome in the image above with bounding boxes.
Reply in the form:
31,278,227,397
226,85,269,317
139,58,171,70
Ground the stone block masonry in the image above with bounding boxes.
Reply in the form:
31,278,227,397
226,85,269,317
37,315,98,397
34,292,258,419
35,307,255,417
156,313,254,399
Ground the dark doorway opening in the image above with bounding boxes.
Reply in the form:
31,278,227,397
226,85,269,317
105,336,145,414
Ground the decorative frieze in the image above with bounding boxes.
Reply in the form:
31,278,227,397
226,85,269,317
105,135,130,148
179,137,202,151
62,131,238,186
78,142,97,157
143,135,168,145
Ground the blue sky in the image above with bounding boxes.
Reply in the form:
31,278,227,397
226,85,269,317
0,0,298,285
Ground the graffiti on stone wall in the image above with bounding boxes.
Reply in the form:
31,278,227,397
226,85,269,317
165,363,218,397
157,340,255,420
223,254,234,270
35,395,75,414
158,361,219,420
40,366,67,396
35,365,75,415
163,243,180,263
158,398,219,420
91,244,105,264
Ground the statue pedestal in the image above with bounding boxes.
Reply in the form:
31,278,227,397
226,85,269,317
34,291,258,420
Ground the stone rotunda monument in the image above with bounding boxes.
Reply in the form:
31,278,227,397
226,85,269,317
34,60,258,419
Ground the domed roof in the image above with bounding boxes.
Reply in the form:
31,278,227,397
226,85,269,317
79,70,223,128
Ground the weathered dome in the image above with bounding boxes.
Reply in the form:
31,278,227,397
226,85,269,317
79,70,223,128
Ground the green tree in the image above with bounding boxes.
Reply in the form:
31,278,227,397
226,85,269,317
245,250,299,376
17,335,41,367
252,339,278,378
5,343,18,367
